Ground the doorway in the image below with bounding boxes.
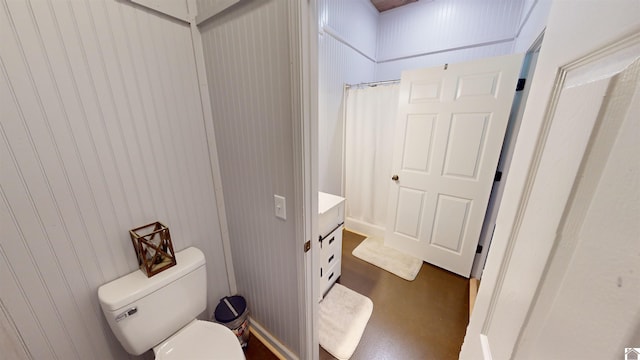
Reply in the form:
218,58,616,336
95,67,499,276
314,0,545,358
319,51,536,360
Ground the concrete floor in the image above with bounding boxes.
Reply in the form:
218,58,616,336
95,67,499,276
247,229,470,360
244,332,279,360
320,230,469,360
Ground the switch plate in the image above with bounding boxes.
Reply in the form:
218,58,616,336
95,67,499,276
274,194,286,220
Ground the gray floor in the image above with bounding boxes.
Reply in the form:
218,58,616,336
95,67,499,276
320,230,470,360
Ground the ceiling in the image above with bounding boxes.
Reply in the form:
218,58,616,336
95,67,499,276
370,0,419,12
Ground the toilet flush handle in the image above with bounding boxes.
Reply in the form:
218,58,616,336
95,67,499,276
115,306,138,322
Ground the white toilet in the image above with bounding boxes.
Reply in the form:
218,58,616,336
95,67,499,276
98,247,245,359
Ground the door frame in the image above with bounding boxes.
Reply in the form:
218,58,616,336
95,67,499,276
291,0,319,359
470,33,544,279
460,1,640,357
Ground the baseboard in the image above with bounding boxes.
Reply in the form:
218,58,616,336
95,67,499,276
345,218,385,238
249,317,298,360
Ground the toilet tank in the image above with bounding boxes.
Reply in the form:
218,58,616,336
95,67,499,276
98,247,207,355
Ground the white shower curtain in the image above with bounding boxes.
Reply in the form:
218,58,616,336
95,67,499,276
344,83,400,232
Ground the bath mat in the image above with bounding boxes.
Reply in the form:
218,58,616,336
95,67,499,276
352,237,422,281
319,284,373,360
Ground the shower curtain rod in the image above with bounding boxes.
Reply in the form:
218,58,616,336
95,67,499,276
345,79,400,88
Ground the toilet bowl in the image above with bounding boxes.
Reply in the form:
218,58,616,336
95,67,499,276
154,320,245,359
98,247,244,359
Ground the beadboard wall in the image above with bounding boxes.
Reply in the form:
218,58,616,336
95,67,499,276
375,41,515,81
0,0,230,359
319,0,378,60
318,0,377,195
375,0,525,80
514,0,552,52
0,300,30,360
195,0,238,24
198,0,301,355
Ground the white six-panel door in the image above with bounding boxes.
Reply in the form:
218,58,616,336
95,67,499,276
384,54,523,277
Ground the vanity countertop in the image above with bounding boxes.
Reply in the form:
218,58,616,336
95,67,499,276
318,192,345,215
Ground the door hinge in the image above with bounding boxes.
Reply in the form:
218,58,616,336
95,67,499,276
494,170,503,182
304,240,311,253
476,244,483,254
516,78,526,91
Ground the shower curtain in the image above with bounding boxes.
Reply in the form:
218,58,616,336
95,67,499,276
344,83,400,233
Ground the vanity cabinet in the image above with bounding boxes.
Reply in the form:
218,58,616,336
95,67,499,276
318,192,345,298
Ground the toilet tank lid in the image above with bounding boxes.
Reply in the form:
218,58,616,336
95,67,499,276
98,247,205,312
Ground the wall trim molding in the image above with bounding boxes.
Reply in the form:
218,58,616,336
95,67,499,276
322,26,516,66
249,317,299,360
377,37,515,64
345,217,385,239
186,0,237,295
290,0,319,358
514,0,539,39
321,25,376,63
129,0,190,23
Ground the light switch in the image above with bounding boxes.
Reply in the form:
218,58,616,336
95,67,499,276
274,194,286,220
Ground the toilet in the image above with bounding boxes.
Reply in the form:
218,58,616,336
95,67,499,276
98,247,245,359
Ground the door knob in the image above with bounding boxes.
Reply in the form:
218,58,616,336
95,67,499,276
391,175,399,181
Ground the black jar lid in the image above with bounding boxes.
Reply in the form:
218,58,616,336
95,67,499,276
214,295,247,323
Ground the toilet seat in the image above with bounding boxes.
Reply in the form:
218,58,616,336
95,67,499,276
154,320,245,360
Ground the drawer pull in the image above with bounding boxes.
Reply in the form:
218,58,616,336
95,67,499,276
320,267,322,277
328,272,334,281
328,255,334,263
329,236,335,245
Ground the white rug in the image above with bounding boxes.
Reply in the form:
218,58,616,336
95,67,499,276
352,237,423,281
319,284,373,360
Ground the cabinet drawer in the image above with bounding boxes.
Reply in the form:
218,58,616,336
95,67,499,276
320,258,341,296
323,246,341,269
320,238,342,275
320,226,342,297
319,225,342,259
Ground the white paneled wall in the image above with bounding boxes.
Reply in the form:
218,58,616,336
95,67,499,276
319,0,378,59
375,41,515,81
0,300,30,360
374,0,524,80
195,0,239,24
514,0,552,52
198,0,301,355
0,0,230,359
318,0,376,194
318,36,376,195
377,0,523,60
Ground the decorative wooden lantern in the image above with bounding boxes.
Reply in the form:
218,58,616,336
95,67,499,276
129,222,176,277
